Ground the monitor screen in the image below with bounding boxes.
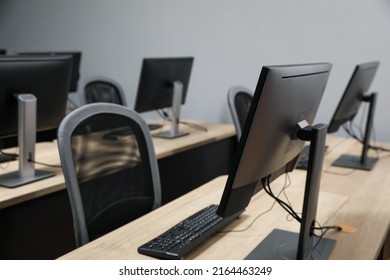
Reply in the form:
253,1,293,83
217,63,332,218
327,61,379,133
0,55,73,150
0,49,6,55
134,57,193,113
327,61,380,170
18,51,82,92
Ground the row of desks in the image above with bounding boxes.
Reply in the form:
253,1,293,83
0,121,237,259
59,137,390,260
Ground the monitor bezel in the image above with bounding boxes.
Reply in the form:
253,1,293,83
327,61,379,133
18,51,82,92
134,57,194,113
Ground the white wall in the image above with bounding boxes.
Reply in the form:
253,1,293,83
1,0,390,140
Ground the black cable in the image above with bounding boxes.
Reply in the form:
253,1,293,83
155,109,208,132
180,121,208,132
263,175,341,259
312,225,341,232
157,109,170,121
221,173,342,257
263,176,301,223
0,150,18,160
343,121,390,152
310,223,341,260
220,172,292,233
28,158,62,169
1,150,61,168
281,172,292,208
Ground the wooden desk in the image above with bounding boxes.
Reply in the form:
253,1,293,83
59,137,390,260
0,121,236,259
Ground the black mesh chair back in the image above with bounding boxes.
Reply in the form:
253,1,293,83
83,77,127,105
57,103,161,247
227,86,253,140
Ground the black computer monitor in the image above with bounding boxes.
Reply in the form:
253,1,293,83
134,57,194,138
328,61,379,170
0,55,72,188
0,49,6,55
217,63,334,259
18,51,82,92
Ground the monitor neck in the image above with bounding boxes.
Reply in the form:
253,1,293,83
154,81,189,139
17,93,37,177
171,81,183,135
0,93,54,188
361,92,377,164
331,92,378,170
296,122,328,259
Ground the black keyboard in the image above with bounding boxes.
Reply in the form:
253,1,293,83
148,123,163,131
138,204,241,259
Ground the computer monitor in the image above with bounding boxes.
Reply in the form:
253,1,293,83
0,55,72,188
134,57,194,138
18,52,82,92
217,63,334,259
328,61,379,170
0,49,6,55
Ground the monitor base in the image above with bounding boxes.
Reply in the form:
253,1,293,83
153,130,189,139
332,154,378,171
245,229,336,260
0,169,55,188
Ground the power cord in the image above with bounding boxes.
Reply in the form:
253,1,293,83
1,150,62,168
220,171,292,233
263,175,341,258
263,176,301,223
180,121,208,132
27,158,62,169
310,221,341,260
343,121,390,152
156,109,208,132
0,150,18,160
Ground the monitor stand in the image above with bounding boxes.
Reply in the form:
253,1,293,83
0,94,55,188
332,92,378,171
154,81,189,139
246,229,335,260
246,122,336,260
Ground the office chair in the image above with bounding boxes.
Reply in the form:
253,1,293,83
57,103,161,247
83,76,127,106
227,86,253,140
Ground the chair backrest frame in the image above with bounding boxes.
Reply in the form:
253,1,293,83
57,103,161,246
82,76,127,106
227,86,253,140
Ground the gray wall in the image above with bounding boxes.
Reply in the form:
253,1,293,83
1,0,390,140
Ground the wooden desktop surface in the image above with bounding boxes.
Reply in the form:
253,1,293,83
59,136,390,260
0,121,235,209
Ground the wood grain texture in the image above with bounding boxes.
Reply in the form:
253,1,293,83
0,121,235,209
59,136,390,260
